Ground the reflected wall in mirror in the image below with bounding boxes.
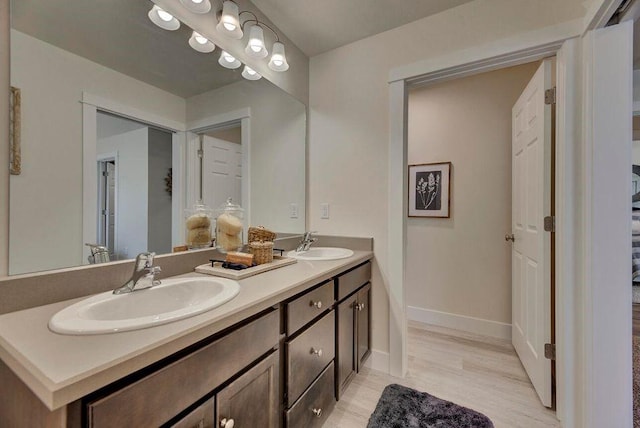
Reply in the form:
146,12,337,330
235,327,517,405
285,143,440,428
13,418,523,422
8,0,306,275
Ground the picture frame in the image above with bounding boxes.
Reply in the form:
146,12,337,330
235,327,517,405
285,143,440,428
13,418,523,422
9,86,21,175
408,162,451,218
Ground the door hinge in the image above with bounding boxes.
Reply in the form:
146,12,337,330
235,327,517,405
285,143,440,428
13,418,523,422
101,209,108,216
544,343,556,360
544,216,555,233
102,170,109,177
197,149,203,158
545,87,556,105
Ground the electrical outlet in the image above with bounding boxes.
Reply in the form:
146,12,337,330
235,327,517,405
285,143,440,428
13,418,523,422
320,203,330,219
289,203,299,219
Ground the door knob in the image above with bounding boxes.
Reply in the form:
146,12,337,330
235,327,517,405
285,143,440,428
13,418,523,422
310,347,323,357
310,300,322,309
312,408,323,417
505,234,515,242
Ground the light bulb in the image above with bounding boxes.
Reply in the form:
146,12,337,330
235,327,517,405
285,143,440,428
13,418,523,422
157,10,173,22
189,31,215,53
245,25,268,59
148,5,180,31
268,42,289,72
218,50,241,69
216,1,243,39
242,65,262,80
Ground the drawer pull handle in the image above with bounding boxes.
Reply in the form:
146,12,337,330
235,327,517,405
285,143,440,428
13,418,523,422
310,347,323,357
356,303,365,311
310,300,323,309
220,418,235,428
312,408,323,417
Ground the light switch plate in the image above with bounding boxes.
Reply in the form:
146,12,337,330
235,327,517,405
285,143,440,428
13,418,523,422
289,203,299,219
320,203,330,219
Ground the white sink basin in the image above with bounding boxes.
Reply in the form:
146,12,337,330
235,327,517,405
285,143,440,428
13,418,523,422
287,247,354,261
49,277,240,335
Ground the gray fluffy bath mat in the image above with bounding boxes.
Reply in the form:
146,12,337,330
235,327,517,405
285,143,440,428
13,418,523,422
367,384,494,428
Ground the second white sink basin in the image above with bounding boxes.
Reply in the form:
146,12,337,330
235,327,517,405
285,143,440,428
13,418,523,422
49,277,240,335
287,247,354,261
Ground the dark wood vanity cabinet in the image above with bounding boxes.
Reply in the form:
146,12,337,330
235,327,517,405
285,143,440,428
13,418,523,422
284,280,337,427
85,309,280,428
335,262,372,400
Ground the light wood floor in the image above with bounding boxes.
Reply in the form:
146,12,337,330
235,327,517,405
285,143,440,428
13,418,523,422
323,322,558,428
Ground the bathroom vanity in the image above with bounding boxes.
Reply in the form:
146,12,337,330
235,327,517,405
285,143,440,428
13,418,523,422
0,249,372,427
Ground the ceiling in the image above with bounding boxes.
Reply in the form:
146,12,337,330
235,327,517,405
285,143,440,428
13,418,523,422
12,0,476,97
11,0,244,98
251,0,475,57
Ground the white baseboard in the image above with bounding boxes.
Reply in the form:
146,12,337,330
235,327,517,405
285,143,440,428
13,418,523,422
407,306,512,341
363,349,390,373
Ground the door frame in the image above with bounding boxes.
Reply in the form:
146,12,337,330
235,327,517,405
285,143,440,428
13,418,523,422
186,108,252,228
387,22,581,425
96,153,118,256
81,92,185,263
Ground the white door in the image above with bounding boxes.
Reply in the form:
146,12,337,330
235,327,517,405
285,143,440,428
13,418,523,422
202,136,242,209
511,59,553,407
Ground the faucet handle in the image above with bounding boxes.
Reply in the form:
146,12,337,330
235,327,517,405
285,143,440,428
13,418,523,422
135,252,155,270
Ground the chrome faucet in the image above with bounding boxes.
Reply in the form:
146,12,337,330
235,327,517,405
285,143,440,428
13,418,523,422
296,231,318,252
113,252,162,294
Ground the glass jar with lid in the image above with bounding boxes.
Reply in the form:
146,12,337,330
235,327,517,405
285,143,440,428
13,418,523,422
184,200,213,249
215,198,245,253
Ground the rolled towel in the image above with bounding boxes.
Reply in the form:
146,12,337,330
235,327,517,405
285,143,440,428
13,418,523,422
187,227,211,245
186,213,211,230
633,219,640,234
217,232,242,251
217,213,243,235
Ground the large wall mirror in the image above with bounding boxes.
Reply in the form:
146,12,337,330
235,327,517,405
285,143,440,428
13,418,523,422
8,0,306,275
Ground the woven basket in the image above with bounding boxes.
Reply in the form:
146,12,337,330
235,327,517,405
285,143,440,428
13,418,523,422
249,240,274,265
248,226,276,243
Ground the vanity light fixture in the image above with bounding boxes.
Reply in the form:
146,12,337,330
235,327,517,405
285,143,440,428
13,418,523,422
268,41,289,72
179,0,212,14
244,24,268,59
218,50,241,69
216,1,243,39
189,31,216,53
148,5,180,31
241,65,262,80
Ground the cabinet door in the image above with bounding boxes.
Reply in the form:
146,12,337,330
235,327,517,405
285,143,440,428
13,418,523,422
336,293,356,399
216,350,280,428
356,283,371,372
171,397,215,428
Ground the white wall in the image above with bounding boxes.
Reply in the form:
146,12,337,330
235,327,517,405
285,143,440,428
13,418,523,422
97,126,149,260
187,79,306,233
8,30,185,274
405,63,539,334
309,0,586,357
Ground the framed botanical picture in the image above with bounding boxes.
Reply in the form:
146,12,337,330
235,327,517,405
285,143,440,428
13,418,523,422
408,162,451,218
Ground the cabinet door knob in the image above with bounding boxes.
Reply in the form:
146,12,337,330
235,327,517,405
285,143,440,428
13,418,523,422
220,418,235,428
505,233,515,242
312,408,323,417
356,303,365,311
310,347,323,357
310,300,322,309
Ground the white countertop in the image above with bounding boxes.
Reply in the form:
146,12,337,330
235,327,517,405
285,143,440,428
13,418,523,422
0,251,372,410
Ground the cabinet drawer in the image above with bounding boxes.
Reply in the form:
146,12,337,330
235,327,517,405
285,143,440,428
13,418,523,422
337,262,371,301
171,397,215,428
286,310,335,407
286,280,334,335
87,309,280,428
286,362,335,428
